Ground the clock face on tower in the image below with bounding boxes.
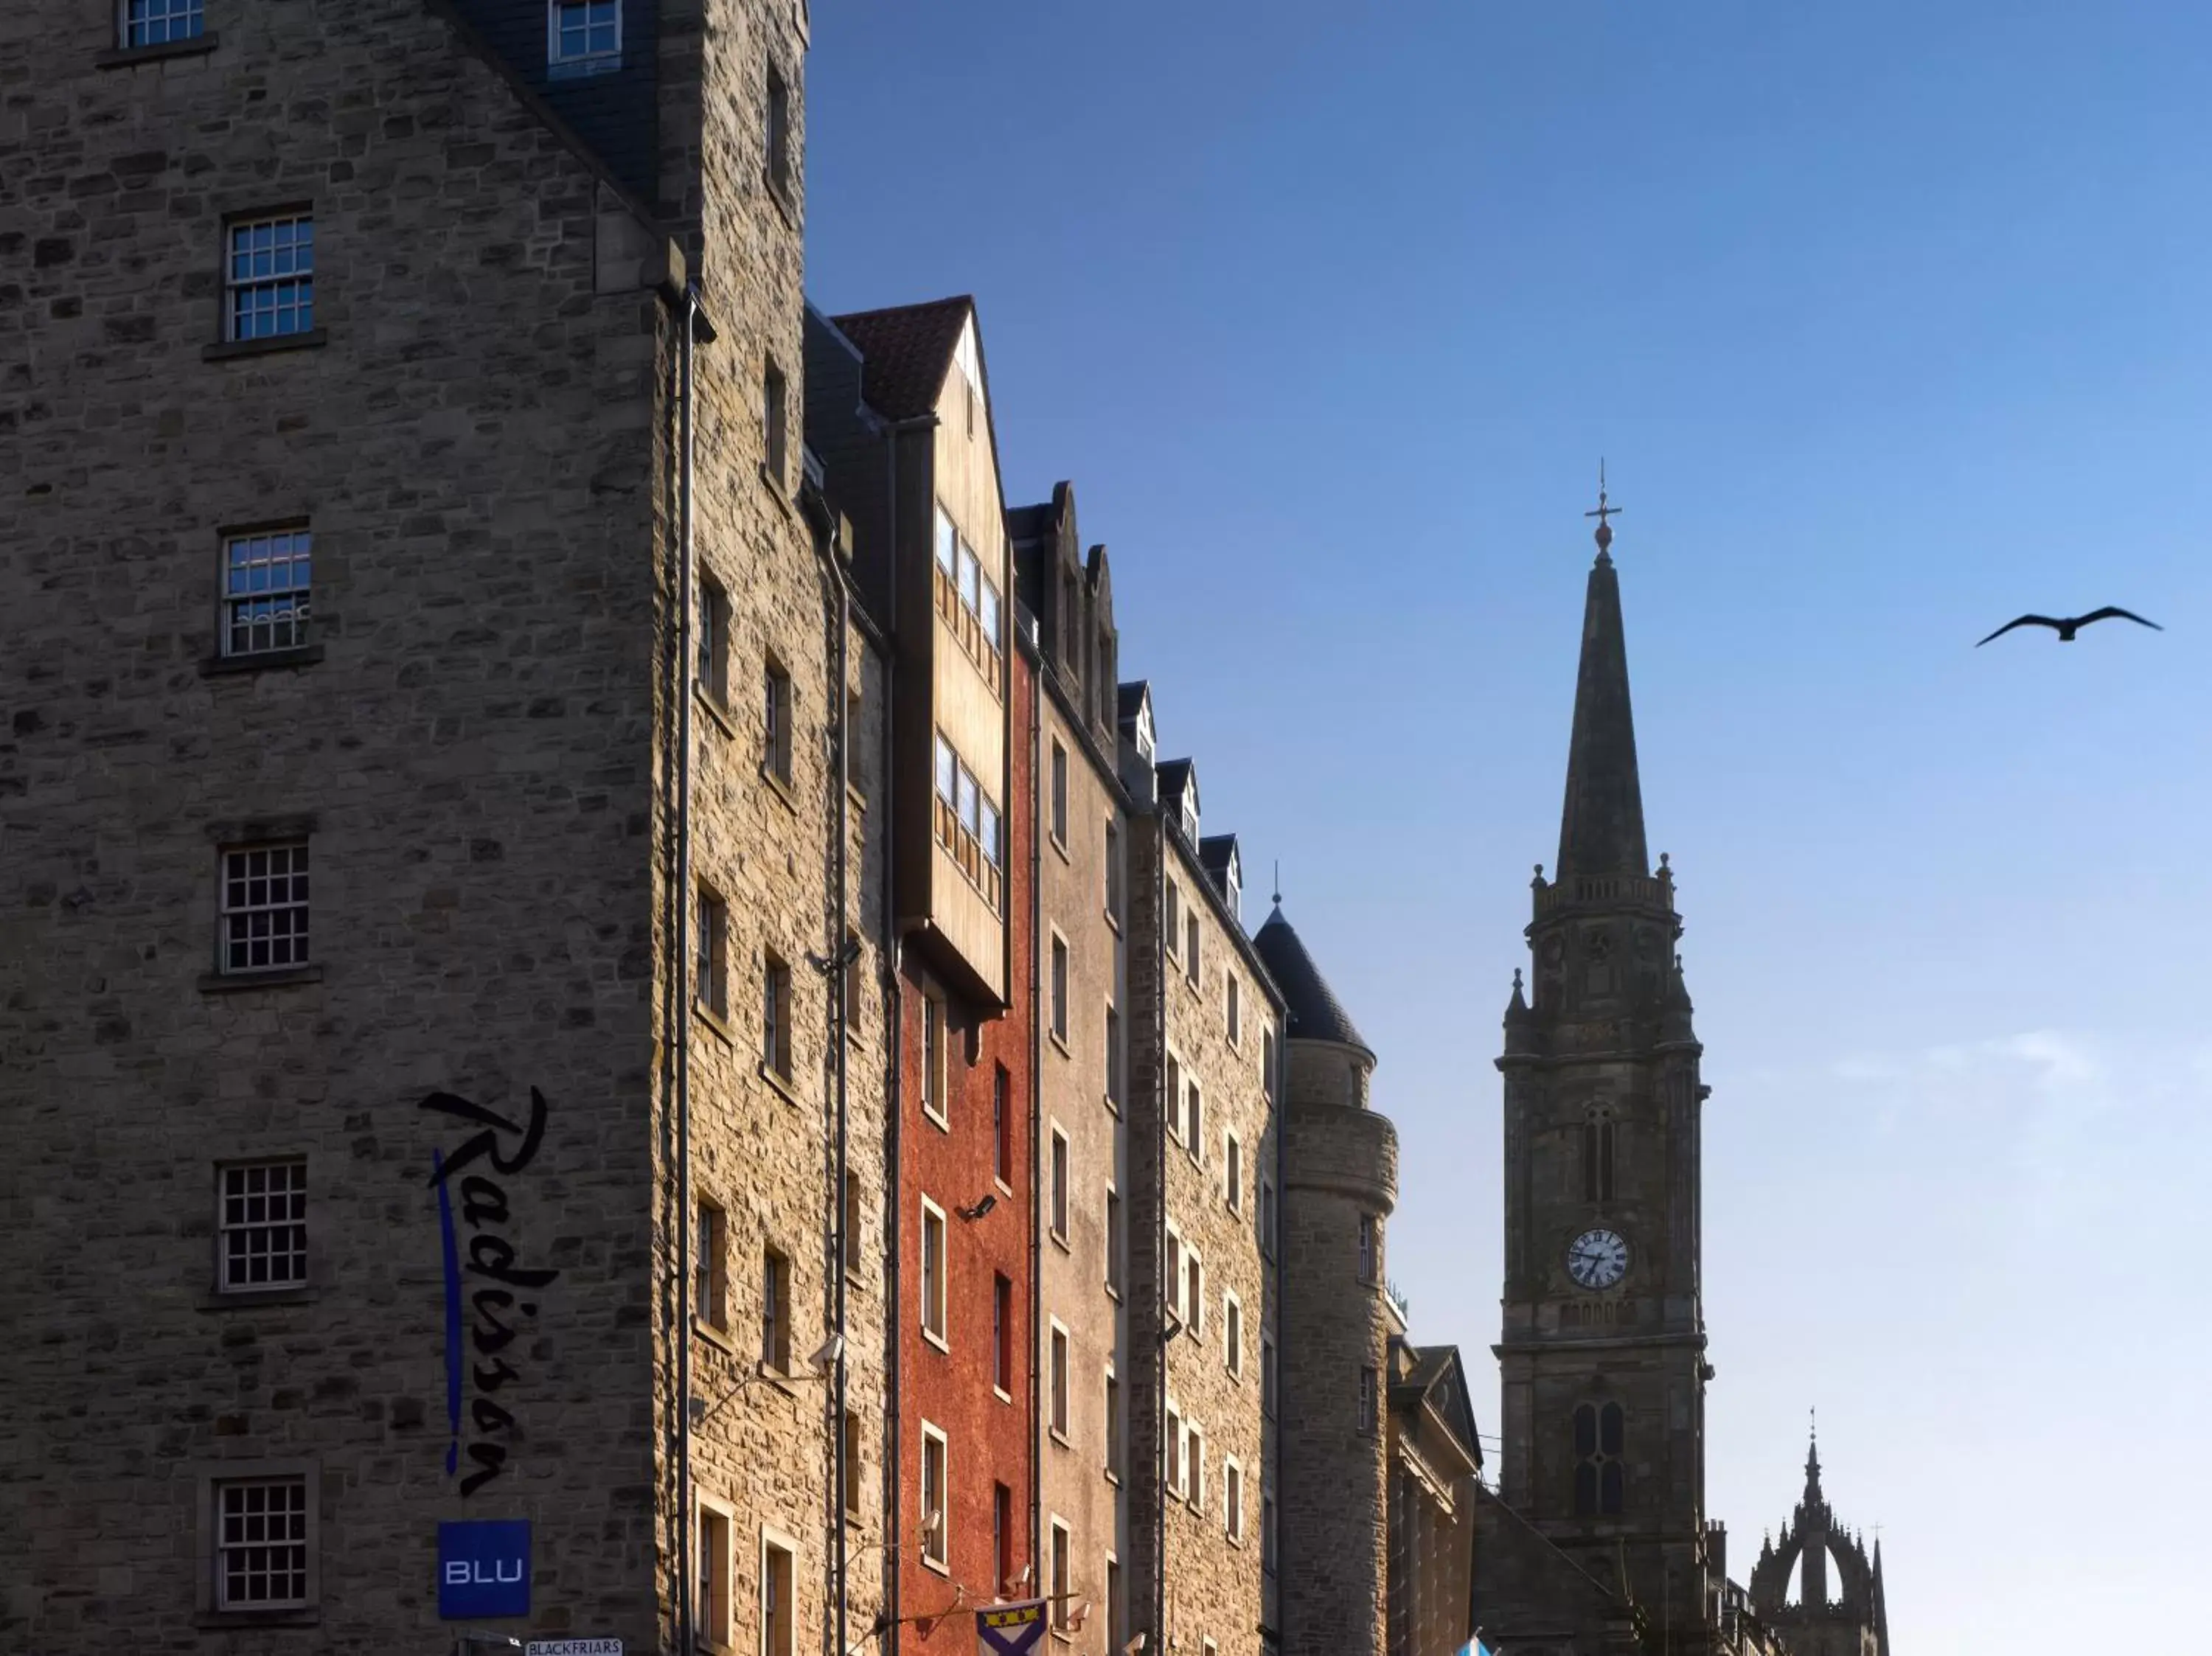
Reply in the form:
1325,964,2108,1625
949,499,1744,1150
1566,1228,1630,1290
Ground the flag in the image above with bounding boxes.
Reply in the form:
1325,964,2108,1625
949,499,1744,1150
976,1597,1048,1656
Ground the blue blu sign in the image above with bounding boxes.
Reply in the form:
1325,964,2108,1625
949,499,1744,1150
438,1519,532,1619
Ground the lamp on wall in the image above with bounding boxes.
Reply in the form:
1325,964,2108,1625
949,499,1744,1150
958,1193,998,1222
690,1332,845,1423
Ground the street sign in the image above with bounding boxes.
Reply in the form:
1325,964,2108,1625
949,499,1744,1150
437,1519,532,1620
525,1642,623,1655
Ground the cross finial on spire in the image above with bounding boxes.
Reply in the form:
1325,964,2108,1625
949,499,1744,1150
1585,459,1621,561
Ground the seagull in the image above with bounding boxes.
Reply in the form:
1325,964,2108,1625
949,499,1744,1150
1976,606,2163,647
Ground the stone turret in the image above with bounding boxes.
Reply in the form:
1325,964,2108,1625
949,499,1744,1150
1747,1427,1888,1656
1259,903,1397,1656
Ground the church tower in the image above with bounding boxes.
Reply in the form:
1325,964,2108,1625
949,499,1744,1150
1490,493,1719,1649
1747,1430,1890,1656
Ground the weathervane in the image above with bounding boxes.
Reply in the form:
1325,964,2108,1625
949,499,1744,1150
1585,459,1621,558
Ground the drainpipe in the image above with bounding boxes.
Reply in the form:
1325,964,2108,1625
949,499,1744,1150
1152,820,1169,1656
669,276,710,1656
1024,633,1043,1596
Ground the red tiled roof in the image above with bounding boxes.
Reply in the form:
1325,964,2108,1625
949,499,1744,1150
830,296,974,422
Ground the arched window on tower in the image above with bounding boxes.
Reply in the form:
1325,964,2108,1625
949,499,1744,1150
1581,1108,1616,1204
1573,1402,1625,1517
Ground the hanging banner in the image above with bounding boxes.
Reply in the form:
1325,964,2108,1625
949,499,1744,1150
975,1598,1048,1656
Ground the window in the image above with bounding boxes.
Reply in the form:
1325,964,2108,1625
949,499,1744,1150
698,571,730,703
1048,1127,1069,1243
922,991,947,1126
1104,1188,1121,1297
994,1483,1015,1598
765,660,793,784
1224,1132,1242,1216
1049,1519,1071,1631
697,1502,732,1646
215,1476,310,1609
1583,1109,1618,1204
1227,975,1241,1046
1261,1335,1277,1419
1185,913,1201,987
992,1273,1014,1396
760,1246,790,1371
1184,1250,1204,1339
1187,1422,1206,1511
992,1063,1013,1186
1259,1175,1277,1261
218,1161,306,1293
220,842,309,974
1163,1227,1181,1321
763,358,788,490
1103,1366,1121,1479
1357,1214,1377,1283
1358,1365,1379,1436
919,1200,948,1347
1104,817,1122,919
221,527,311,658
1049,1322,1071,1439
1164,1400,1183,1496
842,1173,865,1283
919,1425,949,1570
1573,1403,1626,1517
1049,936,1069,1045
765,62,793,198
1223,1291,1242,1380
1104,1004,1121,1112
931,731,1004,909
1185,1079,1203,1163
225,215,313,341
1262,1491,1278,1575
1107,1555,1123,1652
842,1410,863,1518
760,1532,796,1656
122,0,203,48
1164,880,1180,956
1165,1055,1183,1143
1049,740,1068,846
1224,1456,1244,1543
696,885,728,1017
547,0,620,73
928,502,1004,691
762,951,792,1079
1263,1026,1276,1099
695,1199,728,1331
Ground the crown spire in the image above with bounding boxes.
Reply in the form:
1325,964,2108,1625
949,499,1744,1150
1555,479,1650,883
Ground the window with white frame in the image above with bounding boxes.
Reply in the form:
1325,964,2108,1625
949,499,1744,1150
1224,1455,1244,1543
1224,1130,1242,1216
919,1424,949,1570
760,1245,790,1372
547,0,620,73
1103,1365,1120,1479
1185,1079,1203,1164
922,989,947,1127
220,842,309,974
1104,1003,1121,1111
919,1199,947,1347
1048,1126,1069,1242
1048,1321,1070,1440
1107,1555,1123,1651
1049,934,1069,1045
1163,1226,1181,1323
1164,879,1180,956
696,884,728,1018
1223,1290,1242,1380
1048,740,1068,847
1104,815,1122,920
225,215,314,341
122,0,203,47
1185,912,1201,987
930,503,1004,692
760,1531,797,1656
697,1499,732,1646
214,1476,310,1610
1049,1519,1072,1631
762,950,793,1079
1183,1248,1204,1339
765,658,794,784
1164,1399,1183,1496
1187,1421,1206,1511
221,527,311,658
1227,973,1241,1045
217,1161,306,1293
1164,1054,1183,1143
698,571,731,704
932,730,1004,911
695,1197,728,1331
1104,1186,1121,1297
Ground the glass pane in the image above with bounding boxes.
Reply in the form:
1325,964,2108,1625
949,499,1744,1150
959,545,979,611
935,508,956,574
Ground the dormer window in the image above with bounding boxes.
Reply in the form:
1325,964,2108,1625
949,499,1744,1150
548,0,621,75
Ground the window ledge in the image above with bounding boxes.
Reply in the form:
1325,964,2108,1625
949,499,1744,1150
97,30,220,67
920,1104,950,1135
1047,1030,1071,1060
1104,1283,1121,1304
1048,1228,1071,1256
846,782,869,813
844,1508,865,1530
993,1385,1014,1406
759,1062,801,1108
194,1607,319,1629
760,764,800,815
759,464,794,518
1103,1092,1121,1119
198,1284,317,1312
1104,908,1121,935
921,1328,949,1357
1048,1427,1071,1449
201,644,324,677
203,329,329,362
198,964,322,993
920,1553,952,1578
692,1316,737,1357
1103,1467,1121,1487
1048,833,1071,866
695,1001,734,1046
694,681,737,739
764,170,798,232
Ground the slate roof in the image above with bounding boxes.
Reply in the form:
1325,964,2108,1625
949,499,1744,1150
1155,758,1194,806
830,296,973,422
1116,681,1150,722
1251,905,1370,1054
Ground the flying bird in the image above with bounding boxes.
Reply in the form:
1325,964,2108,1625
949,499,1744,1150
1975,606,2163,647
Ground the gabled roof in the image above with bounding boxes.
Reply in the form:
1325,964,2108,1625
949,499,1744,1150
830,296,973,422
1251,904,1370,1054
1155,757,1195,811
1116,681,1151,723
1198,834,1240,883
1393,1343,1482,1471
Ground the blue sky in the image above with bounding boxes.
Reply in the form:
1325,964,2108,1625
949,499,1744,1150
807,4,2212,1643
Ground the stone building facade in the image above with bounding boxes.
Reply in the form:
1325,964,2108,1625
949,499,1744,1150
1,2,879,1655
1746,1436,1888,1656
1385,1340,1484,1656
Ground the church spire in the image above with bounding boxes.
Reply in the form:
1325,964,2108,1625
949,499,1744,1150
1805,1413,1825,1504
1556,470,1651,883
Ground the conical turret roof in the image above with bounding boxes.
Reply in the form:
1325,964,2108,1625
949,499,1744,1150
1252,905,1370,1055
